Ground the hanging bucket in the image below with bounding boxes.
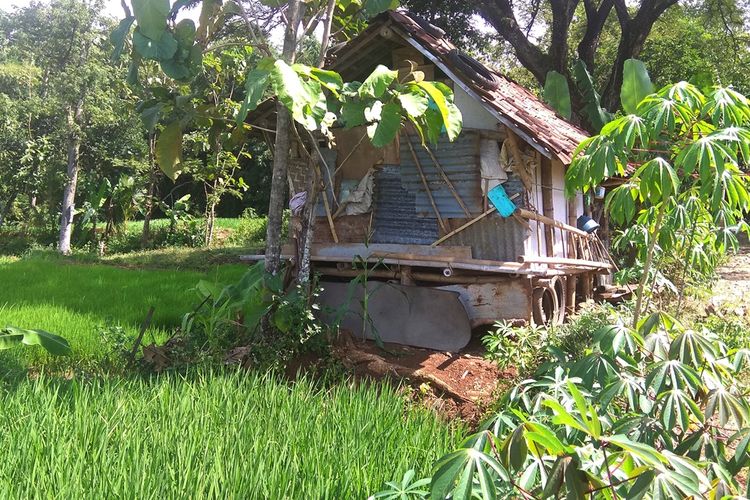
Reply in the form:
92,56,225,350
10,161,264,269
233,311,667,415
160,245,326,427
577,215,600,234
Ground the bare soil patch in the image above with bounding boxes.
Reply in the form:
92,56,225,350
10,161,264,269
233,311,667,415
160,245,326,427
332,332,514,426
708,247,750,318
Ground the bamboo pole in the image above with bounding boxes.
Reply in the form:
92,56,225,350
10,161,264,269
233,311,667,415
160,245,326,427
403,132,447,232
431,207,496,247
517,255,612,269
515,208,590,238
414,134,472,217
315,163,338,243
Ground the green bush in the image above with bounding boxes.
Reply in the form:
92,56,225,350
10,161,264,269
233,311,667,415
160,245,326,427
382,310,750,499
482,303,616,374
228,208,268,247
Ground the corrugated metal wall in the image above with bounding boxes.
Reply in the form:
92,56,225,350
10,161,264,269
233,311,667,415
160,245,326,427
370,133,529,262
448,214,526,261
399,132,484,217
372,165,439,244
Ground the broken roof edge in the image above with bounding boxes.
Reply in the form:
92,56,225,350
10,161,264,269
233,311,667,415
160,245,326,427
330,9,589,165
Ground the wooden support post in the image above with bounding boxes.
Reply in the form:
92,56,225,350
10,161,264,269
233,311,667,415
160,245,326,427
403,132,447,233
540,157,554,257
567,197,578,259
315,163,338,243
581,272,594,301
400,266,415,286
566,274,578,315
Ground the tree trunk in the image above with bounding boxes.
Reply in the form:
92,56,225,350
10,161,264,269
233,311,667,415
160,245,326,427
600,0,678,110
58,102,83,255
297,146,320,286
264,0,302,275
295,0,337,286
205,186,217,248
141,132,157,246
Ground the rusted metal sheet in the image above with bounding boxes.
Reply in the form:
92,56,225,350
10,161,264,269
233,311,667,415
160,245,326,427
318,281,471,351
445,214,526,262
437,279,533,328
313,214,371,244
399,131,484,217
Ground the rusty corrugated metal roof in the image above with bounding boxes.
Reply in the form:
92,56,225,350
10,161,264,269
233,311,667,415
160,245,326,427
330,10,589,165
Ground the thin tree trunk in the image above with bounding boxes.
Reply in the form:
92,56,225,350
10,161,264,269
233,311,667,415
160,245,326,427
295,0,336,285
632,204,666,328
297,150,320,285
205,183,217,248
58,102,83,255
264,0,302,275
142,132,157,246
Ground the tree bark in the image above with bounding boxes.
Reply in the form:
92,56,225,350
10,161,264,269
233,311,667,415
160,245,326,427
576,0,615,71
478,0,678,128
264,0,302,275
477,0,552,83
58,102,83,255
141,132,157,246
600,0,678,110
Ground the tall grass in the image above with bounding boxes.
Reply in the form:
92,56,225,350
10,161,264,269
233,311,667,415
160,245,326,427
0,370,461,498
0,256,247,370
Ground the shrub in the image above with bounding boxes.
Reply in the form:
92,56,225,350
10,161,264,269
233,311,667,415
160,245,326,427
176,262,327,369
228,208,268,247
382,310,750,499
482,303,616,374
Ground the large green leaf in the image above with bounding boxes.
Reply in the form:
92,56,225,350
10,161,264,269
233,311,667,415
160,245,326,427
705,387,749,427
367,102,402,147
621,59,654,114
416,81,461,141
270,60,322,129
0,326,71,356
236,68,271,124
362,0,399,17
156,121,183,180
398,88,429,118
543,70,572,119
131,0,170,41
359,65,398,99
573,59,613,131
133,29,178,61
656,389,704,431
110,16,135,61
174,19,197,47
430,431,508,500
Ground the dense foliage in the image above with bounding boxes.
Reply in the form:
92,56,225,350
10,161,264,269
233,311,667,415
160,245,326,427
379,310,750,499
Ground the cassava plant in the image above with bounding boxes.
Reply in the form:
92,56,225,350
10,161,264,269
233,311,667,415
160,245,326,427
375,311,750,499
565,81,750,326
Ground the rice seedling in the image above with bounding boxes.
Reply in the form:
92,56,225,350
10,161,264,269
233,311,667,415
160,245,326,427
0,369,461,498
0,256,247,370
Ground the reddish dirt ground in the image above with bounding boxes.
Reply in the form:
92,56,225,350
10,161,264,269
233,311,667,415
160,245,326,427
332,332,515,425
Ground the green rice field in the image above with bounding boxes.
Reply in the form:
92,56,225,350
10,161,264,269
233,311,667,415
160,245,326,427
0,254,460,497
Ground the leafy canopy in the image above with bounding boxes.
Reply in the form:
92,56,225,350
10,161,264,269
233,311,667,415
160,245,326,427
376,311,750,499
116,0,463,180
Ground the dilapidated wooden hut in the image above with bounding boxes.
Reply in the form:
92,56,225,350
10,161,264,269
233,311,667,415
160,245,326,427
247,10,613,351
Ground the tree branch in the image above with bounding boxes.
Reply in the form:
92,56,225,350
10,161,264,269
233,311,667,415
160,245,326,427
477,0,552,83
